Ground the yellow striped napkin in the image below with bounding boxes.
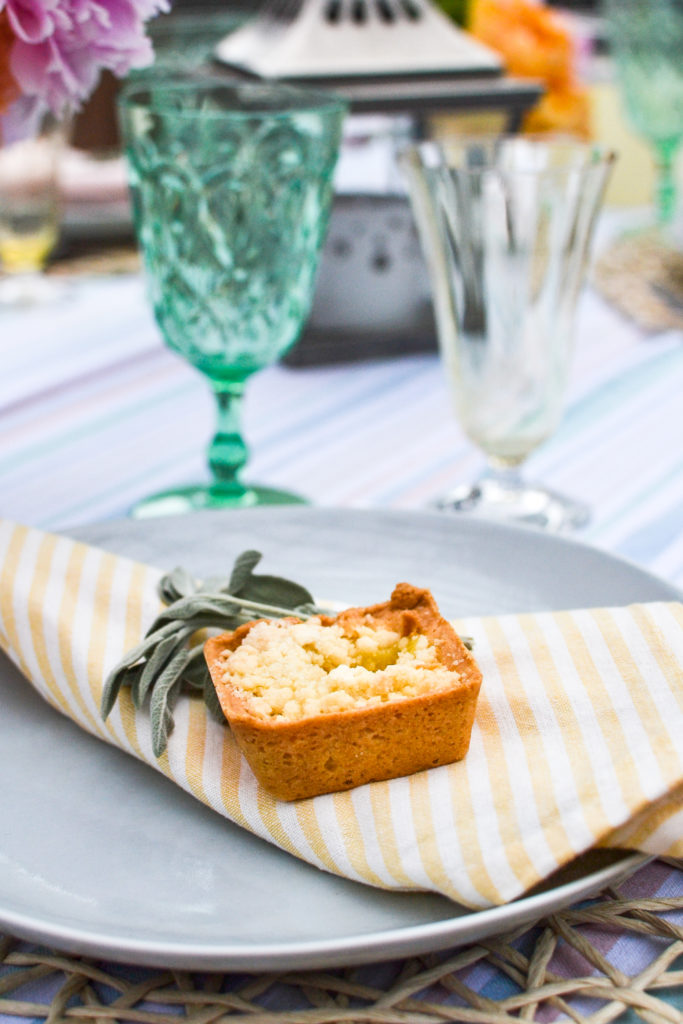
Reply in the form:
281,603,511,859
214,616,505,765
1,518,682,909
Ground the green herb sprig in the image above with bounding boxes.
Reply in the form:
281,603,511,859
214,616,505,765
101,550,326,757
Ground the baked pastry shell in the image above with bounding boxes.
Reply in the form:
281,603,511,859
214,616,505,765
204,584,482,802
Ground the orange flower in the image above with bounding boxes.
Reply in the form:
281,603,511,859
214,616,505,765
0,10,20,117
524,83,591,139
467,0,590,137
469,0,573,84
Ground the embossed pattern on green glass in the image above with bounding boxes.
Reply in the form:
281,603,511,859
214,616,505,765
119,79,346,515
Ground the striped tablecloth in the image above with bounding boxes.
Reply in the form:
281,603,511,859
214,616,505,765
2,271,682,582
0,228,682,1020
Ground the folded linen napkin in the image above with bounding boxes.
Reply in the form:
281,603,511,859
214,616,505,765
1,518,682,909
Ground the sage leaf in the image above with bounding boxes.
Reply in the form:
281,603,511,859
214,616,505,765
150,668,185,757
235,573,316,612
100,550,320,753
151,595,240,627
228,549,263,593
180,665,207,691
203,673,226,722
135,628,192,708
158,567,198,604
149,644,201,755
101,662,141,719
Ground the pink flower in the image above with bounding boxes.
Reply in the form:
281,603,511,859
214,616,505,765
0,0,168,128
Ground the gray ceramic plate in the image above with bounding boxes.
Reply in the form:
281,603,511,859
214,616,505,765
2,508,679,970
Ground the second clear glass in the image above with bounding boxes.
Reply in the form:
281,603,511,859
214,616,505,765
402,135,615,531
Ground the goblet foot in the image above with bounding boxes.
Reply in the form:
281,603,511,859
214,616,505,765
0,272,67,307
435,474,590,532
131,482,307,518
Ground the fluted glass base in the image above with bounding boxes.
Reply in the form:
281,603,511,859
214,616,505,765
434,470,590,532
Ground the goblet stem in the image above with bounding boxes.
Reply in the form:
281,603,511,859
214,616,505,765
129,373,306,516
653,139,680,227
208,379,249,496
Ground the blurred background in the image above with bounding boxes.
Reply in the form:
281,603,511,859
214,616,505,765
66,0,668,203
56,0,681,364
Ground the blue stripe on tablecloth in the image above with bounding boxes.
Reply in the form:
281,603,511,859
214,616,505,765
0,375,199,477
249,359,449,486
249,357,439,455
0,278,156,409
550,341,681,445
0,353,207,525
1,346,163,421
593,466,683,549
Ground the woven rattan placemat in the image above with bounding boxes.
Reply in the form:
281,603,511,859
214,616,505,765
2,860,682,1024
593,231,683,334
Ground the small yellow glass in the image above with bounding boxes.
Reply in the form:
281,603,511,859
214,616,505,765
0,112,65,305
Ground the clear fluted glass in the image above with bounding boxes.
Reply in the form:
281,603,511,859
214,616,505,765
118,75,346,516
402,135,615,531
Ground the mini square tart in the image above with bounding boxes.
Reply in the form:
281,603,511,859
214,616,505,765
204,583,482,801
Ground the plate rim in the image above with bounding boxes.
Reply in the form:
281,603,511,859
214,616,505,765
68,505,683,606
1,853,650,970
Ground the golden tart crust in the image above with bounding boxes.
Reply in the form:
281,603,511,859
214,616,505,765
204,583,482,801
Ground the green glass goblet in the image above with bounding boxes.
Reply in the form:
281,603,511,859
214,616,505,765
603,0,683,229
118,77,346,516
